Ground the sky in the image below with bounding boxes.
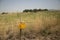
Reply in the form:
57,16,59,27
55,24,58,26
0,0,60,12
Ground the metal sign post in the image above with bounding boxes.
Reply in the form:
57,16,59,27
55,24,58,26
18,22,26,40
20,29,22,40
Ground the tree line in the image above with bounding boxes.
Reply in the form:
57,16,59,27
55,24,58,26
23,9,48,12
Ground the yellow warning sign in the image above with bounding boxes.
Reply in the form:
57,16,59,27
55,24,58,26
18,22,26,29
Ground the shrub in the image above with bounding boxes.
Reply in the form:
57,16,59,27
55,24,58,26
1,12,8,14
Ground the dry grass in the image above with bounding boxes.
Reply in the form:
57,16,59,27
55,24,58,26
0,11,60,40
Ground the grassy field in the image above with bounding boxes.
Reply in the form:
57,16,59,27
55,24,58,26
0,11,60,40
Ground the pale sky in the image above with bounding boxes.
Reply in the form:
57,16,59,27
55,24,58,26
0,0,60,12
